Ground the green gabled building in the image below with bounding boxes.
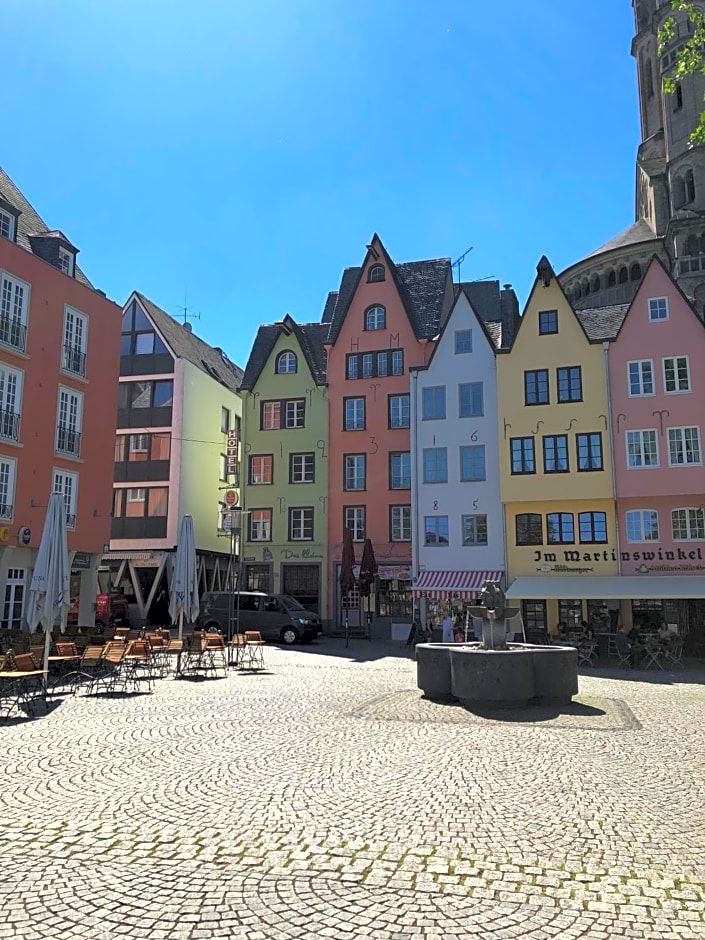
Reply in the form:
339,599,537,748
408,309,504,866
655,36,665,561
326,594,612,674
239,315,329,622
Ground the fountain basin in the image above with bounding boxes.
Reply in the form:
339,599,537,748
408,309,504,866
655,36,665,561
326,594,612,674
416,643,578,708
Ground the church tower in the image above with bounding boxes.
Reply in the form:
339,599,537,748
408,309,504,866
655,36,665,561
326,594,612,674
560,1,705,314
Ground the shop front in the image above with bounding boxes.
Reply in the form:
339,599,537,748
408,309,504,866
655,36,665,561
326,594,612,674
412,569,504,640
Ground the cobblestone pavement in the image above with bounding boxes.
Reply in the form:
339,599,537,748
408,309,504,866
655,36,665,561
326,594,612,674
1,640,704,940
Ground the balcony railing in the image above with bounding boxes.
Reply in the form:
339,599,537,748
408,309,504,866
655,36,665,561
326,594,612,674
0,503,13,520
0,409,20,442
62,343,86,377
0,316,26,353
56,425,81,457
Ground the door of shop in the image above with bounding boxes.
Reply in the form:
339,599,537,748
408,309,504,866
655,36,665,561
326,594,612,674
281,563,320,612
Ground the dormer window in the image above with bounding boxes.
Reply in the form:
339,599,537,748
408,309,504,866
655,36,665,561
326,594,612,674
365,305,386,331
276,351,297,374
0,210,14,242
368,264,385,283
58,247,74,277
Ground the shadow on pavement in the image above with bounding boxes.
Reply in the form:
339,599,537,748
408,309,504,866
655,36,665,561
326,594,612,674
290,635,416,664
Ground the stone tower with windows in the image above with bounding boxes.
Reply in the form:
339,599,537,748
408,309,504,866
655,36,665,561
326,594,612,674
561,0,705,314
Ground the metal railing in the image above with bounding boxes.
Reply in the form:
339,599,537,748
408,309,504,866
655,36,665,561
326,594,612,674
0,503,13,520
65,512,76,529
0,409,19,441
0,316,26,352
62,343,86,377
56,425,81,457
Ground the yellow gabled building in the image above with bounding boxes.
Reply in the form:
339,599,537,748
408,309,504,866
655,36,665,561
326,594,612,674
497,257,619,639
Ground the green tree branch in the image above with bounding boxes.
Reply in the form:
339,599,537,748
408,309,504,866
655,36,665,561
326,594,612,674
658,0,705,145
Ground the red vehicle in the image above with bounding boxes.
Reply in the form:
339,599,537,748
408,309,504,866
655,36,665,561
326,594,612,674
67,593,129,629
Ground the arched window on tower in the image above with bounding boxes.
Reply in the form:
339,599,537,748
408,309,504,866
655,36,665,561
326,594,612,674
687,235,700,256
700,233,705,254
607,270,616,287
591,275,601,293
618,266,629,284
685,169,696,203
673,176,686,209
582,278,590,296
674,83,683,111
630,263,642,281
574,284,582,300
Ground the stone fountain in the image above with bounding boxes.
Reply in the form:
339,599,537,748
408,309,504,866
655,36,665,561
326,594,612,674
416,581,578,708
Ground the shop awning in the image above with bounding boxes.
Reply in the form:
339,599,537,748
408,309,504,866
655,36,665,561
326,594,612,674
412,570,503,598
505,575,705,600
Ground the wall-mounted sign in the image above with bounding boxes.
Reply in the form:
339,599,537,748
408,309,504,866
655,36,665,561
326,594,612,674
224,489,238,507
226,431,239,476
0,527,10,544
72,552,92,570
20,528,31,546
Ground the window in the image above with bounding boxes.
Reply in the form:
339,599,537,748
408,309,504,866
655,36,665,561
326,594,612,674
538,310,558,335
58,247,74,277
510,437,535,475
558,599,583,631
0,456,16,519
628,360,654,396
674,82,683,110
578,511,608,544
462,514,488,546
62,307,88,377
219,453,228,482
56,387,83,457
290,453,314,483
0,210,14,241
134,333,155,354
153,380,174,407
524,369,549,405
344,506,366,541
0,363,22,442
365,306,386,331
668,426,702,466
543,435,569,473
276,351,297,374
547,512,574,544
460,445,486,482
557,366,582,403
344,397,365,430
626,429,659,468
422,386,446,420
0,271,29,352
53,468,78,529
522,601,546,636
625,510,659,543
389,452,411,490
249,509,272,541
346,349,403,379
261,398,305,430
454,330,472,354
368,264,385,283
459,382,483,418
388,394,409,429
221,407,231,433
390,505,411,541
423,447,448,483
516,513,543,546
344,454,366,491
289,507,314,541
424,516,449,545
648,297,669,321
249,455,273,484
3,568,25,628
663,356,690,393
672,508,705,541
576,433,603,471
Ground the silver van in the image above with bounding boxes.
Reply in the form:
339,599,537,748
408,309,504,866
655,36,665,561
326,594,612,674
199,591,322,645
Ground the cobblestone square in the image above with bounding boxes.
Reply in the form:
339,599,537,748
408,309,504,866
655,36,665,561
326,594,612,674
1,640,703,939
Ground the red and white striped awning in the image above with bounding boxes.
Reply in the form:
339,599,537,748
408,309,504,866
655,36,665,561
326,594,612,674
412,570,503,599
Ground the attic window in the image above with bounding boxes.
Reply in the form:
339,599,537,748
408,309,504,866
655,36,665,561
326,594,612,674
0,210,14,241
538,310,558,335
276,351,298,374
365,305,386,331
368,264,385,283
58,247,74,277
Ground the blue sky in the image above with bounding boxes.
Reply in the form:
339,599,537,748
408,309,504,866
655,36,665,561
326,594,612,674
3,0,637,367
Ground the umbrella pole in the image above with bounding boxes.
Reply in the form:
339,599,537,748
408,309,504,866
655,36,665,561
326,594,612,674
42,621,51,698
344,594,349,649
178,610,183,641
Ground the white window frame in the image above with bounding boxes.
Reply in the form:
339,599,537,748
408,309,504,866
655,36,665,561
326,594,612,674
58,247,75,277
62,306,88,376
53,468,79,530
625,509,659,543
250,455,273,485
461,514,488,546
390,452,411,490
276,351,297,374
55,386,84,457
365,306,385,331
0,455,17,519
390,505,411,542
284,399,305,429
671,507,705,541
250,509,272,542
0,210,15,241
667,425,702,466
454,330,473,354
290,453,314,484
626,429,659,468
345,398,365,431
289,507,314,541
0,270,30,353
389,394,409,429
648,297,669,321
663,355,691,394
3,567,25,628
127,487,146,502
627,359,654,397
344,506,366,542
344,454,366,491
130,433,149,454
0,362,23,443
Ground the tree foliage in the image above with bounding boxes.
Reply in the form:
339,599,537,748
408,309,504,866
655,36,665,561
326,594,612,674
658,0,705,146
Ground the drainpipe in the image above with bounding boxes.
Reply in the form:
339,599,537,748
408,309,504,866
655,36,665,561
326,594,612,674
603,341,622,566
410,369,422,624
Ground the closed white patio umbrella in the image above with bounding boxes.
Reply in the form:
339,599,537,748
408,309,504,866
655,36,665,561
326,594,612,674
169,515,199,640
26,492,71,683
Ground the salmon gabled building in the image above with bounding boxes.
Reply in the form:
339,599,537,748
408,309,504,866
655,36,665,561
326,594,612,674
323,235,454,630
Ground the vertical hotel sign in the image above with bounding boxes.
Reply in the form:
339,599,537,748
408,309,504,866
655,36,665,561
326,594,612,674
226,429,239,480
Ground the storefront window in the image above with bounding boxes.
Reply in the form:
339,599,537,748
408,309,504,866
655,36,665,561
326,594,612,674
377,579,412,618
558,599,582,630
522,600,547,635
632,599,663,631
586,600,610,632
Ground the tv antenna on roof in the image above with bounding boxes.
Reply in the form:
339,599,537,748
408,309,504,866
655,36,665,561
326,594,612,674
178,287,201,328
452,247,474,283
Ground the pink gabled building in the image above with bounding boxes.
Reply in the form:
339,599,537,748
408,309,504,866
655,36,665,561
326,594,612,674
609,256,705,634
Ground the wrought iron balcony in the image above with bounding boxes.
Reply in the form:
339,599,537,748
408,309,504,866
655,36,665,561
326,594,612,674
0,409,20,442
0,316,26,352
62,343,86,377
65,513,76,529
0,503,13,520
56,425,81,457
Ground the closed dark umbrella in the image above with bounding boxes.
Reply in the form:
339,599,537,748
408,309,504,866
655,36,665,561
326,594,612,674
358,538,378,635
339,528,356,648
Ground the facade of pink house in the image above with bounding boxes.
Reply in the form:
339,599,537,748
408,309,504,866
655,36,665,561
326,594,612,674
608,256,705,631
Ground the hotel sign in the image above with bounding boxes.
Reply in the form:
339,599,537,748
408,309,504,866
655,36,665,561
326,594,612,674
226,431,239,477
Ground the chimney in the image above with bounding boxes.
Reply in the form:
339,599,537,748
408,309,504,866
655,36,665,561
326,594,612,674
500,284,520,349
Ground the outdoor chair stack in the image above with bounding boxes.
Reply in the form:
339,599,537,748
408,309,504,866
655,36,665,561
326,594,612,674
0,650,45,719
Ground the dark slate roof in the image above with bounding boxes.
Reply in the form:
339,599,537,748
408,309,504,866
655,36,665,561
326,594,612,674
574,304,630,341
135,292,244,393
587,219,659,259
321,291,338,323
455,280,502,323
240,318,330,391
324,257,451,343
0,167,93,288
483,321,503,349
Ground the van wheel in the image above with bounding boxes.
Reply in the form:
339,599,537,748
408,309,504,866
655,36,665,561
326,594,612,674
281,626,300,646
205,621,223,634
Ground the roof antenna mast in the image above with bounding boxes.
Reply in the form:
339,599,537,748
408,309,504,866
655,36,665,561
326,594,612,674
452,247,474,284
178,287,201,329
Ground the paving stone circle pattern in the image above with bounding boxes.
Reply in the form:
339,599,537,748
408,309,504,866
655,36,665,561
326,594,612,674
1,641,704,939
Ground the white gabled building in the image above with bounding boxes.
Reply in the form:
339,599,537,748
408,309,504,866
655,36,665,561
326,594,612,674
410,282,517,630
